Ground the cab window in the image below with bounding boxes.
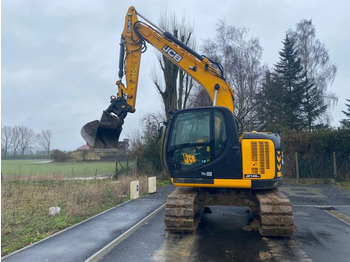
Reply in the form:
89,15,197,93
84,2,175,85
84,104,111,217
214,111,227,157
169,110,211,171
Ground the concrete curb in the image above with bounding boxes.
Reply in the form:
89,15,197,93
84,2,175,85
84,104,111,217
284,178,335,185
85,203,166,262
1,199,132,260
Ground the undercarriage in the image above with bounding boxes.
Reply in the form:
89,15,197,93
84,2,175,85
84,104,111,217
164,187,295,237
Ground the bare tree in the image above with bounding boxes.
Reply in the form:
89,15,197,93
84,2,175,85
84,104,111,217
11,126,21,156
187,83,212,108
288,19,338,122
18,125,36,155
1,125,12,156
127,129,144,156
201,20,266,130
37,130,53,155
151,11,196,120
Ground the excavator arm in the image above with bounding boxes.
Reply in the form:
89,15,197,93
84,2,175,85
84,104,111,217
81,6,235,148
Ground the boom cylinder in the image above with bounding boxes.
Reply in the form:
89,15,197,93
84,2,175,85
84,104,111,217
118,38,125,79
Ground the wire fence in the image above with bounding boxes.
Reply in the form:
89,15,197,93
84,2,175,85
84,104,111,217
284,151,350,181
2,150,348,182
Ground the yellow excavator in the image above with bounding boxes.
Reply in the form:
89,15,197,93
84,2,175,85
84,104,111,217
81,6,295,237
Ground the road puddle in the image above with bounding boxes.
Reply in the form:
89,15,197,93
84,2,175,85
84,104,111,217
151,233,197,261
262,237,312,262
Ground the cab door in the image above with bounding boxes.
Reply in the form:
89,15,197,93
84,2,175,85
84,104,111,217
165,109,214,184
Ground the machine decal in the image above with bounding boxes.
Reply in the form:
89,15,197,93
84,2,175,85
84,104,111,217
201,171,212,177
131,67,137,77
276,150,282,172
183,153,196,164
127,18,131,33
245,174,261,178
162,44,183,63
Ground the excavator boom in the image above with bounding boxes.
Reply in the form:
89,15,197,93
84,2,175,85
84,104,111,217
81,6,234,149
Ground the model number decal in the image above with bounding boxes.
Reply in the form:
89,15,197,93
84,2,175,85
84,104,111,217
201,172,212,177
245,174,261,178
162,45,183,63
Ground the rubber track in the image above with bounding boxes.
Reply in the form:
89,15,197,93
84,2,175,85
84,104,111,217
164,187,200,233
255,189,296,237
164,187,296,237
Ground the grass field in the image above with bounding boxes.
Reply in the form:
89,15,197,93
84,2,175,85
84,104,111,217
1,159,167,256
1,159,134,178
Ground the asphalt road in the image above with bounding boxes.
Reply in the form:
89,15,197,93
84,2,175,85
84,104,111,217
1,186,175,262
2,184,349,262
101,184,350,262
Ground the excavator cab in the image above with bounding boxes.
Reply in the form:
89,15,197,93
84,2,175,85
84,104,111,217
162,107,243,186
162,106,284,189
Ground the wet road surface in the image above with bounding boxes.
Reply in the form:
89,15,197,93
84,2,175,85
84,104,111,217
2,184,349,262
1,186,174,262
101,184,350,262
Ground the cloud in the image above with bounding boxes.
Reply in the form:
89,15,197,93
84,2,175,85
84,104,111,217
2,0,350,150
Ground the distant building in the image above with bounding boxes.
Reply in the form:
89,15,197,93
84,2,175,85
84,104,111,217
118,139,129,153
77,139,129,153
77,144,90,151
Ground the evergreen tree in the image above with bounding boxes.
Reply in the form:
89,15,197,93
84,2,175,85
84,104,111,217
274,35,307,130
340,99,350,129
303,76,327,131
256,71,285,131
258,35,330,132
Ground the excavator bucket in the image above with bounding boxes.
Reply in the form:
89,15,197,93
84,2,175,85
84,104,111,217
81,111,124,149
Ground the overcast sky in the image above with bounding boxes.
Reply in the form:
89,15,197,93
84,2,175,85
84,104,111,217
2,0,350,151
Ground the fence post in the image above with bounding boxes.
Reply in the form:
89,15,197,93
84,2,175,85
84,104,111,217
295,152,300,183
114,153,119,180
333,151,337,180
348,156,350,183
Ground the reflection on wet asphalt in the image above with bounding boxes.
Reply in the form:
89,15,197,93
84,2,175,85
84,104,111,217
152,207,264,262
152,233,198,261
101,185,350,262
150,206,313,262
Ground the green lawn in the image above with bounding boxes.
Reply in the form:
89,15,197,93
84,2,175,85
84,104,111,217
1,159,122,178
1,176,149,256
1,159,166,256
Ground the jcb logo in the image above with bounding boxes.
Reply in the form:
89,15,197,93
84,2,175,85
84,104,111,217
162,45,183,63
183,153,196,164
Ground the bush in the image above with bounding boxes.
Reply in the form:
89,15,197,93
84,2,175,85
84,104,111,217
129,113,164,175
50,150,72,162
282,129,350,180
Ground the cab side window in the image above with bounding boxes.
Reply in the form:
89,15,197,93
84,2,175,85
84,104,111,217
214,111,227,157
